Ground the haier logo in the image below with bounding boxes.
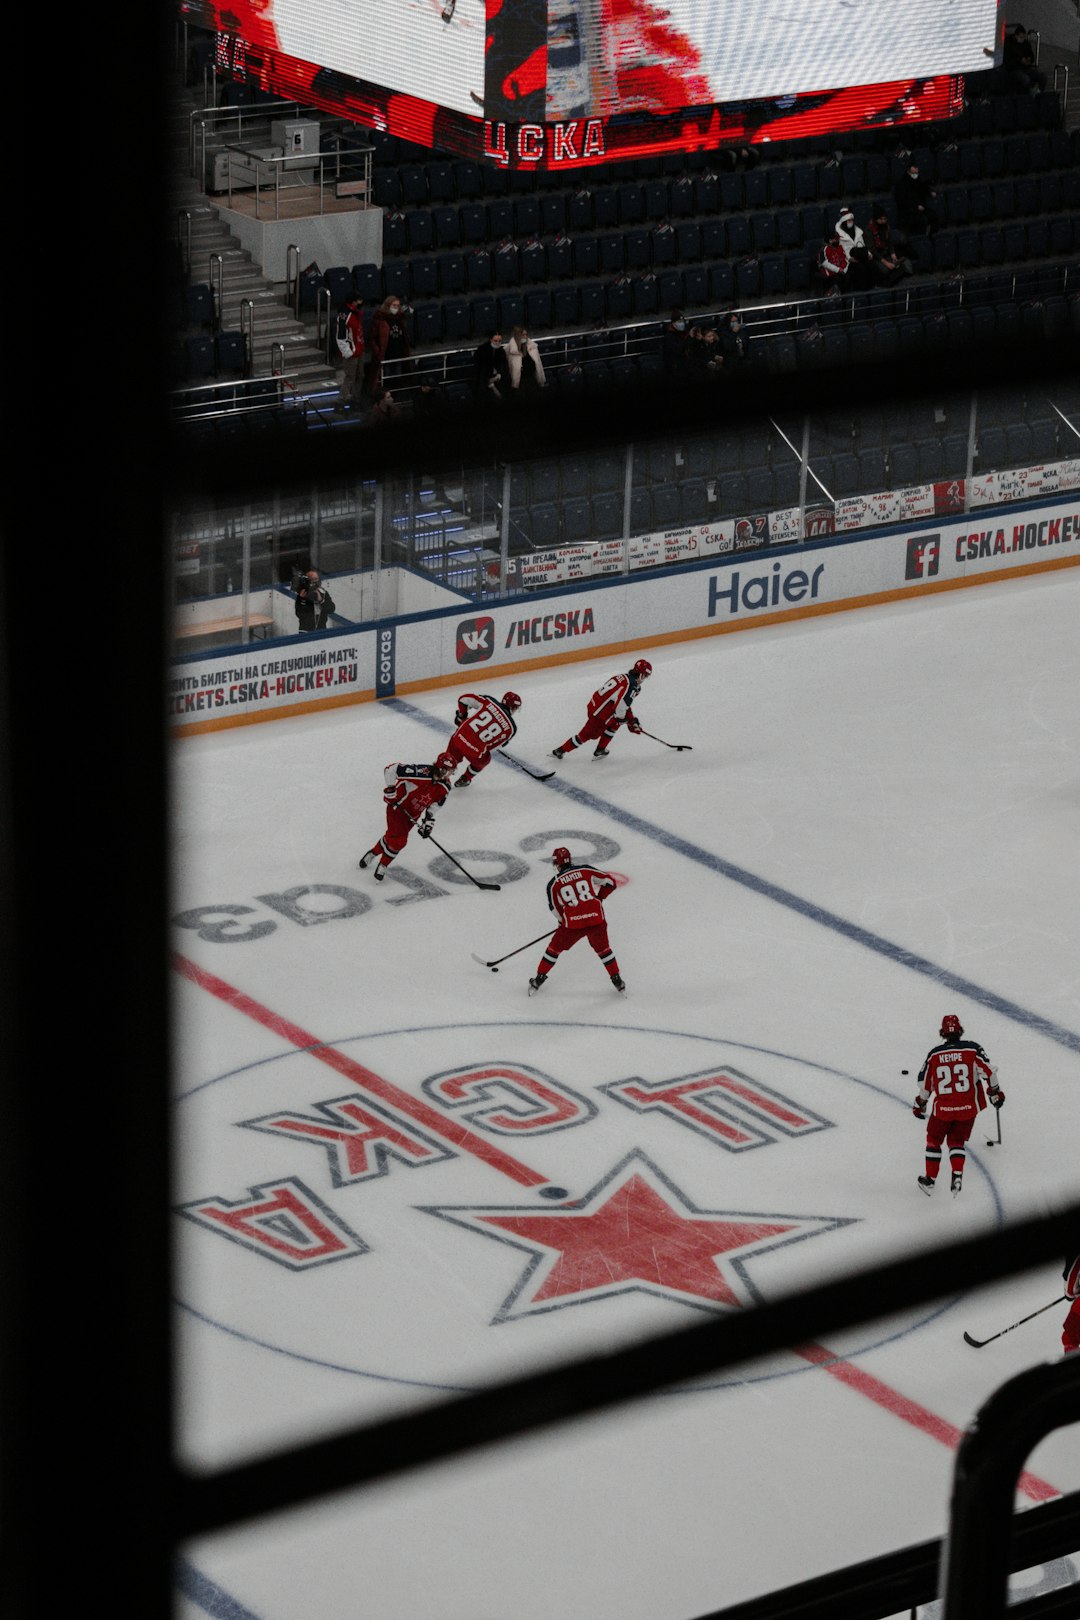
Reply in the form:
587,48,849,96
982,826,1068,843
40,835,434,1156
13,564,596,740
905,535,941,579
456,617,494,663
707,562,825,618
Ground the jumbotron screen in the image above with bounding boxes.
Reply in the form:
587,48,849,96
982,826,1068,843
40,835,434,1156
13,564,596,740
186,0,1004,170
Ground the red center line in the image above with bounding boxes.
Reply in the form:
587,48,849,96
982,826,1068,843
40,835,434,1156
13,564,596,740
795,1342,1060,1503
172,953,549,1189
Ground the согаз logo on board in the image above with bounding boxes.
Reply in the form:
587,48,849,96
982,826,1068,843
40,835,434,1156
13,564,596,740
456,617,494,663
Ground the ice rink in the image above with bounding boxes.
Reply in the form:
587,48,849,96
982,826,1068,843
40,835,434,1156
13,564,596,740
172,566,1080,1620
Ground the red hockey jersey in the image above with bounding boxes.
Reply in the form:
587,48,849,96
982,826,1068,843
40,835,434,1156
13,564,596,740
546,864,616,929
587,673,639,729
382,763,450,824
915,1039,997,1121
451,693,518,755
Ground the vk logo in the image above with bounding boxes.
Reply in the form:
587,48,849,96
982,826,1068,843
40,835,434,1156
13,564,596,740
456,616,494,663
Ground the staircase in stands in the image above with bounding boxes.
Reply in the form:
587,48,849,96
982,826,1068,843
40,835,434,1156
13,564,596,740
168,86,337,394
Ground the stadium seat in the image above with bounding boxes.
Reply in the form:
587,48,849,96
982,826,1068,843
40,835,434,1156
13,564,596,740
683,266,709,307
353,263,382,302
540,193,567,236
383,261,410,299
593,185,620,228
599,233,625,274
214,330,247,374
521,241,548,282
404,209,435,252
651,483,680,528
413,303,442,345
459,203,486,245
550,236,573,278
701,219,727,259
452,160,482,199
425,205,456,249
552,285,580,326
629,273,657,317
398,164,428,206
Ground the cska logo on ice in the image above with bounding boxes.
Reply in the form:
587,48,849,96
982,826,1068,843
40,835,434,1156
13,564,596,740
456,616,495,663
177,1035,856,1346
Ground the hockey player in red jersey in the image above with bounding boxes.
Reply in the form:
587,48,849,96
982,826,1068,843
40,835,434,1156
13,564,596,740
552,659,652,760
529,847,625,995
359,753,455,881
1062,1252,1080,1355
444,691,521,787
911,1014,1004,1197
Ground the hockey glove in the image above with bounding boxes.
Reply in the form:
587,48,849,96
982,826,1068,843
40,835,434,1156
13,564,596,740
627,716,643,734
989,1087,1005,1108
912,1100,926,1120
454,706,467,726
417,814,434,839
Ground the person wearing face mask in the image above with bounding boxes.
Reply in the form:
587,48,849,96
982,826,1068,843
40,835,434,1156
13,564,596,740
473,330,511,406
365,294,413,399
894,161,938,241
661,308,694,377
505,325,546,396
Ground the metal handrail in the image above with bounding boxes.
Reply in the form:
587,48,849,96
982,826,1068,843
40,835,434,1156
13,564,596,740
941,1357,1080,1620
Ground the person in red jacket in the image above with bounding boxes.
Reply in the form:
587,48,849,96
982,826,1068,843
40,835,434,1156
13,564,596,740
552,659,652,760
445,691,521,787
335,293,366,411
359,753,455,880
911,1014,1004,1197
364,295,413,398
529,847,625,996
1063,1252,1080,1355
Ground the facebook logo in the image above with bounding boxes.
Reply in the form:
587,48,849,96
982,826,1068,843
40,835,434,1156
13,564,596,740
905,535,941,579
456,616,494,663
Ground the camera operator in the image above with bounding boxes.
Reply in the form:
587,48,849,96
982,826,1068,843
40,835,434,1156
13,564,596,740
293,568,336,633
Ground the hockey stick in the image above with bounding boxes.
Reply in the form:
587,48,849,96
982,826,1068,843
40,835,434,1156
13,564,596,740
426,834,501,891
638,729,693,752
499,751,556,782
986,1101,1003,1148
963,1296,1066,1348
471,930,553,972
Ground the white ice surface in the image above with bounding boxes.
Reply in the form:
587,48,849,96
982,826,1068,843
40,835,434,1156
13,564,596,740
172,570,1080,1620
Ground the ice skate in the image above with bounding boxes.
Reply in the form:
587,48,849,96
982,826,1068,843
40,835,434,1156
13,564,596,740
593,748,609,759
950,1173,963,1197
917,1175,934,1195
528,975,546,996
552,747,565,759
373,864,386,882
611,975,626,993
455,771,474,788
358,850,374,870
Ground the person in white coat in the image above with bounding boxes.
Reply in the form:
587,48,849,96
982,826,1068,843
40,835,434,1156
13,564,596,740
505,326,546,396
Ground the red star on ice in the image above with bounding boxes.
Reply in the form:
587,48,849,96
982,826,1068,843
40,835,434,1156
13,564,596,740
426,1153,850,1320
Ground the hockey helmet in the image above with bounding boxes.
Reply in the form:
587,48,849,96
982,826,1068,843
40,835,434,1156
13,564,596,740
434,751,457,778
501,691,522,712
551,847,572,869
940,1014,963,1039
632,659,652,679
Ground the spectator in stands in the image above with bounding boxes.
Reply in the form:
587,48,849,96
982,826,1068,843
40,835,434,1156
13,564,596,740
834,207,875,291
866,205,913,286
661,308,694,376
894,162,938,239
719,312,752,374
506,326,546,396
335,293,366,412
365,295,413,398
473,331,510,406
413,367,452,424
294,569,336,633
362,385,402,428
815,230,850,295
686,325,723,380
1003,25,1047,94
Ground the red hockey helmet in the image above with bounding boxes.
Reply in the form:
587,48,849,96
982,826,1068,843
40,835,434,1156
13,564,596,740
501,691,522,711
551,847,572,869
940,1014,963,1039
434,751,456,778
632,659,652,678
